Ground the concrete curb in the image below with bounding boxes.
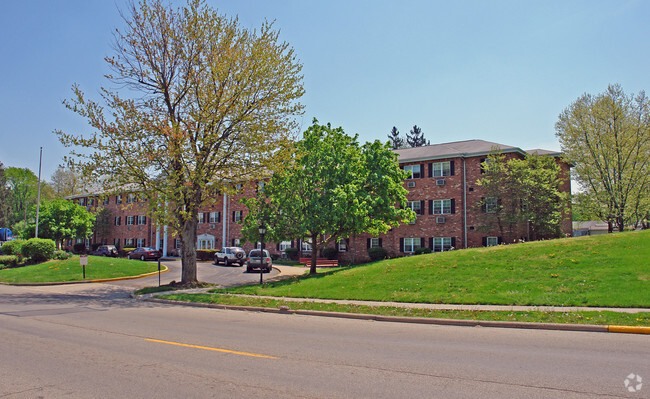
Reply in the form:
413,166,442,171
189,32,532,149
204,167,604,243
143,296,650,334
1,265,169,286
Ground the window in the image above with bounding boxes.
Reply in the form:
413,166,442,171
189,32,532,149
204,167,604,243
79,197,87,206
127,194,135,203
174,239,181,249
232,238,241,246
103,197,110,205
402,237,421,253
126,216,135,226
257,181,265,193
114,238,120,247
116,195,122,204
485,197,498,213
136,238,146,247
407,200,423,215
430,199,452,214
279,241,292,251
403,164,421,179
337,239,348,252
124,238,134,247
486,236,499,247
431,237,452,252
198,235,215,250
369,238,381,248
432,161,452,177
114,216,121,226
197,213,206,224
88,198,94,206
137,215,146,225
480,157,492,174
301,241,312,252
233,210,243,223
209,212,220,223
235,183,243,190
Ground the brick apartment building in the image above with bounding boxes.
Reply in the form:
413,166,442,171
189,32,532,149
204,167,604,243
66,139,572,263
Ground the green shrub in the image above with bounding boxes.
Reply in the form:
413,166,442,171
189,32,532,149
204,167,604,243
197,249,218,261
21,238,56,263
321,247,338,260
367,247,387,261
1,240,22,256
414,247,432,255
53,250,71,260
0,255,19,268
73,243,87,254
284,247,299,260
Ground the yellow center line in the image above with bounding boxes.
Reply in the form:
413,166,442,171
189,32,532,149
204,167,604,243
145,338,278,359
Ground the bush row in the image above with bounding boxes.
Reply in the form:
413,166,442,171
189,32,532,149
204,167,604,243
197,249,218,261
1,238,60,265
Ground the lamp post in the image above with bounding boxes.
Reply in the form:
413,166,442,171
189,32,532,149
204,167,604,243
258,224,266,284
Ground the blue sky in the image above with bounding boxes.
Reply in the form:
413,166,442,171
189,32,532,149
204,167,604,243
1,0,649,181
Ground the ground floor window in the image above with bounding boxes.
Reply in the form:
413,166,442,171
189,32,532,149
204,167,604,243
301,240,312,252
431,237,452,252
174,239,181,249
279,241,292,251
403,237,421,253
337,239,348,252
125,238,134,247
486,236,499,247
136,238,146,247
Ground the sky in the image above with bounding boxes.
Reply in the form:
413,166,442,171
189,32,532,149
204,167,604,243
1,0,649,182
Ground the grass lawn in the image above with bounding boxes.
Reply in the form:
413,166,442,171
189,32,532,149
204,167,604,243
0,256,161,284
156,293,650,327
217,230,650,308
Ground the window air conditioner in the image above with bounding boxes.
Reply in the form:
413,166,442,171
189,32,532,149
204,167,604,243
210,224,216,229
407,181,416,188
436,217,446,223
436,179,446,186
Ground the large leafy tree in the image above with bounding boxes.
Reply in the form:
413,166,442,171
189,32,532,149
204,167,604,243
241,120,414,274
555,84,650,231
50,166,82,198
5,167,39,228
21,199,95,249
56,0,304,283
477,152,568,242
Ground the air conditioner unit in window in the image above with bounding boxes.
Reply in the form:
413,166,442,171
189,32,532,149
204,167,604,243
409,218,416,225
436,217,446,223
209,224,216,229
436,179,446,186
406,181,416,188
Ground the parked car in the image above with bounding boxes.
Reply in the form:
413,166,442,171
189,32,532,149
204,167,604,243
246,249,272,273
90,245,118,257
214,247,246,266
127,247,161,261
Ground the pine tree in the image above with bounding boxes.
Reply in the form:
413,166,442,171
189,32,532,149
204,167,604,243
406,125,429,147
387,126,405,149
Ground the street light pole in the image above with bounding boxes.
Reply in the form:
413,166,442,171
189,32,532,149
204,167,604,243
258,224,266,284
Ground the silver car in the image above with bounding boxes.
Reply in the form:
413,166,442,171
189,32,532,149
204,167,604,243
246,249,272,273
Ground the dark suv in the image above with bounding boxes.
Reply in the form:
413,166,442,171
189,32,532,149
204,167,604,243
214,247,246,266
90,245,118,257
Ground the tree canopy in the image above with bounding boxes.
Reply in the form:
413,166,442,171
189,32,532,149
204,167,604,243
477,152,568,242
56,0,305,283
555,84,650,231
241,120,414,274
21,199,95,248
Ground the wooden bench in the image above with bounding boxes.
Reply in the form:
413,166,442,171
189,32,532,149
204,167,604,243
299,257,339,268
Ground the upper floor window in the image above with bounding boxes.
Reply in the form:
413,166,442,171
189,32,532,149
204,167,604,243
430,199,452,214
197,213,206,223
403,164,421,179
116,195,122,204
432,161,452,177
233,210,243,223
485,197,498,213
127,193,136,203
137,215,146,225
209,212,220,223
126,216,135,225
407,200,423,215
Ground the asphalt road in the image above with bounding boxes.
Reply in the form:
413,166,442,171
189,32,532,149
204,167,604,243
0,275,648,398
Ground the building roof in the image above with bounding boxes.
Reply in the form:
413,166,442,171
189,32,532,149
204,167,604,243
394,139,526,163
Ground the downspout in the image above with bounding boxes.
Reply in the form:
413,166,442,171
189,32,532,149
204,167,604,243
222,192,228,248
462,155,468,249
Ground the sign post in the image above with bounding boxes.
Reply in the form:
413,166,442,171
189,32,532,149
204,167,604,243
80,255,88,279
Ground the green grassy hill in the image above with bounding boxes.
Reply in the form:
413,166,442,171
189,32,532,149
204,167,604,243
227,230,650,307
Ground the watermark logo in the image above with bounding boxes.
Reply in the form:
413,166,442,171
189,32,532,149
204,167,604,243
624,373,643,393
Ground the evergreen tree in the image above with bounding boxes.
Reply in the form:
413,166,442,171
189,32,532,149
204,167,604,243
387,126,405,149
406,125,429,147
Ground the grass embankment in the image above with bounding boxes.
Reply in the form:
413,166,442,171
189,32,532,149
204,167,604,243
217,230,650,308
157,293,650,326
0,256,161,283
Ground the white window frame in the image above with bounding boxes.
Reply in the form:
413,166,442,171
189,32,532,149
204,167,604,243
369,238,381,248
126,216,135,226
234,211,243,223
136,238,146,247
432,161,451,177
174,239,181,249
337,239,348,252
233,238,241,246
431,199,452,215
403,237,421,253
127,194,135,203
116,194,122,204
407,200,422,215
197,213,205,223
209,212,218,223
403,164,421,179
301,241,312,252
485,197,498,213
137,215,146,225
486,236,499,247
432,237,452,252
279,241,292,251
125,238,134,247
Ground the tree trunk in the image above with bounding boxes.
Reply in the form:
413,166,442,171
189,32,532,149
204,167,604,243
309,232,318,275
180,217,198,284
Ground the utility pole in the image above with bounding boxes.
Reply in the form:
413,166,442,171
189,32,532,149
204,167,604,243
35,147,43,238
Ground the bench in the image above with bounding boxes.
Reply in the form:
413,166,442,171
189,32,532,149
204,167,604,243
299,257,339,268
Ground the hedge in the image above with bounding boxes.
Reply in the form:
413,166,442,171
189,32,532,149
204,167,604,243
1,240,22,256
21,238,56,263
284,247,299,260
0,255,20,268
367,247,387,261
197,249,218,261
321,247,338,260
414,247,432,255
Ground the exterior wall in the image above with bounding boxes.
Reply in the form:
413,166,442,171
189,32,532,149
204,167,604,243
67,150,573,263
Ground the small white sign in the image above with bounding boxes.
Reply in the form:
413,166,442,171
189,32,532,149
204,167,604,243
79,255,88,266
